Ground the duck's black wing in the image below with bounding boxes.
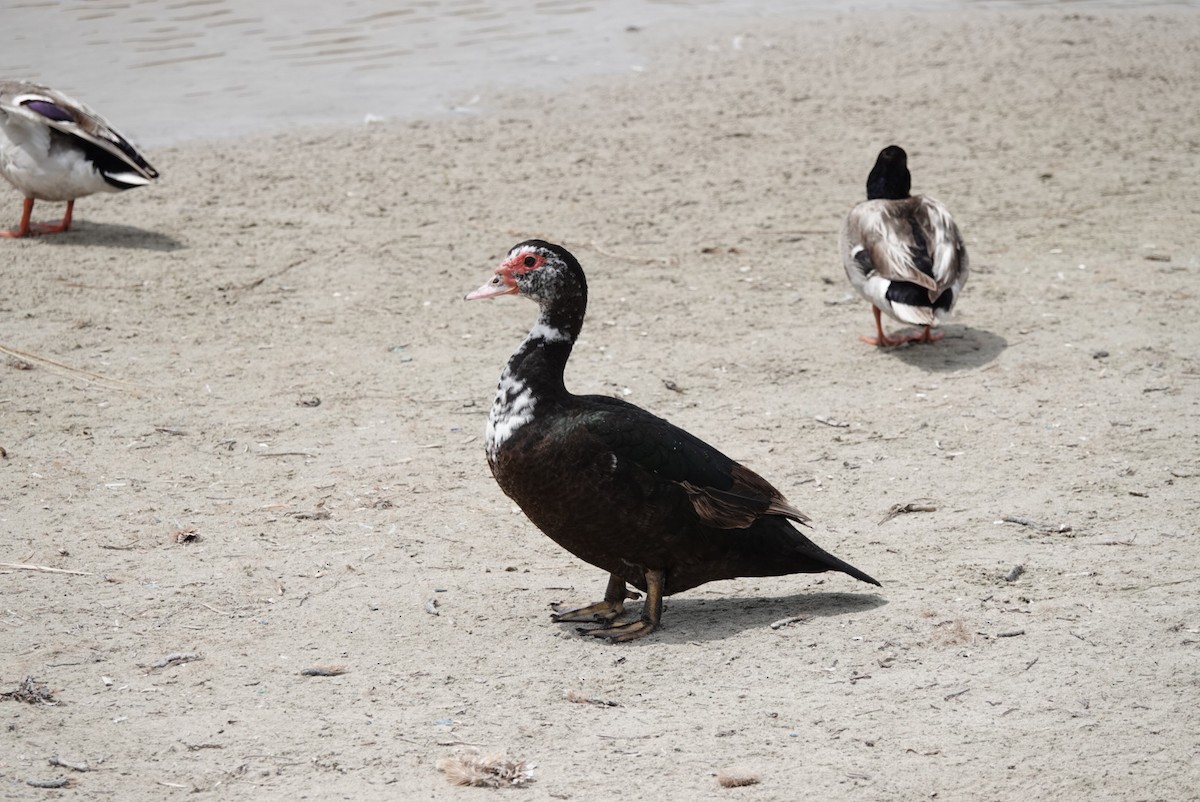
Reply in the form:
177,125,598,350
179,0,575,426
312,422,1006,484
575,394,810,530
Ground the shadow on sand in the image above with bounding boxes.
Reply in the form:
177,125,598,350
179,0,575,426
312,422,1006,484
883,325,1007,372
556,589,888,645
37,221,184,252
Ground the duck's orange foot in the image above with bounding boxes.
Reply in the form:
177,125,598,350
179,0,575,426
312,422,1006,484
859,333,907,347
0,199,73,238
916,326,945,343
860,325,943,347
28,221,71,235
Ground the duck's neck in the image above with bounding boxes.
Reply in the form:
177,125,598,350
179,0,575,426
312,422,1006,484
502,331,564,397
486,296,585,459
867,170,911,201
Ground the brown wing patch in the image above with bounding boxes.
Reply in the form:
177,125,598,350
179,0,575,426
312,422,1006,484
866,202,940,293
680,463,811,530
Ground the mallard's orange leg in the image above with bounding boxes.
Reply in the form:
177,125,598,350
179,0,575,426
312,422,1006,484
860,307,943,346
0,198,35,238
551,573,637,623
579,568,664,642
859,306,907,347
30,199,74,235
916,325,944,343
1,199,75,238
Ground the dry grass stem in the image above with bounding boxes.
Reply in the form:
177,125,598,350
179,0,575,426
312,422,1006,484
0,562,91,576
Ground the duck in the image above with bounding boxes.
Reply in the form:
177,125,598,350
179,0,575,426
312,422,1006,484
0,80,159,238
465,240,880,641
840,145,968,346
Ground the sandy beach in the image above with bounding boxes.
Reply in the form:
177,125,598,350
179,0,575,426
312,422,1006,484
3,7,1199,800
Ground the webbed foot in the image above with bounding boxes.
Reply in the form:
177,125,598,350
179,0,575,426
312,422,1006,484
574,568,664,643
551,573,636,623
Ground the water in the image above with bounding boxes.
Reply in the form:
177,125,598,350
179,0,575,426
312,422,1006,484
2,0,1192,146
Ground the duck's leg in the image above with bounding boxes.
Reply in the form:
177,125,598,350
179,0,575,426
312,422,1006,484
892,323,944,345
551,573,635,623
0,198,36,238
28,199,74,235
1,199,75,238
916,325,944,343
579,568,664,642
859,306,906,347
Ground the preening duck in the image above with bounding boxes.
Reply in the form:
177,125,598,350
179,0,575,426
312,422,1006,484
840,145,968,346
0,80,158,238
466,240,880,642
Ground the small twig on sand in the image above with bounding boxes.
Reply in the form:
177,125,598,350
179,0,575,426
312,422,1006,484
0,342,140,391
879,500,937,525
769,616,810,630
48,756,90,772
996,629,1026,638
26,778,70,789
943,688,971,702
814,415,849,428
224,257,307,292
1024,657,1040,671
146,653,202,671
565,689,620,707
0,562,91,576
1001,515,1072,534
100,541,139,551
300,665,347,677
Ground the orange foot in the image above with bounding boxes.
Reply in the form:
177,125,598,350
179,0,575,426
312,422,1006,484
0,199,73,238
861,308,942,346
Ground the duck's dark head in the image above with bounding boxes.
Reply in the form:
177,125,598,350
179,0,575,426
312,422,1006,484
465,240,587,308
865,145,911,201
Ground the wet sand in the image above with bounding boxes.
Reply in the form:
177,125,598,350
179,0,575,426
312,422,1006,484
3,6,1200,801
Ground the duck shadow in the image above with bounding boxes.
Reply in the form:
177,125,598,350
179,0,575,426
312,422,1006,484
885,325,1006,371
38,222,184,252
560,589,887,645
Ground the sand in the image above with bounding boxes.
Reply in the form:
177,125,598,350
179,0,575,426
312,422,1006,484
2,7,1199,800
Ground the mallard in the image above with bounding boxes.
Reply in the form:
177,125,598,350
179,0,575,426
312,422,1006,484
0,80,158,238
840,145,968,346
465,240,880,641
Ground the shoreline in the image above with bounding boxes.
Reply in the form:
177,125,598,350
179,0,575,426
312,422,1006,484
5,1,1194,147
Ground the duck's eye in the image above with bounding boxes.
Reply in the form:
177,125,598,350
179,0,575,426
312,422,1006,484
523,255,536,268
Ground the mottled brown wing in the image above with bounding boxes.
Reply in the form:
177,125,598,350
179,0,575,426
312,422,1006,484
859,198,941,296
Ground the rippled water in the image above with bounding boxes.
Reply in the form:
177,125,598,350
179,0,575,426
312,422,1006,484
2,0,1192,145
